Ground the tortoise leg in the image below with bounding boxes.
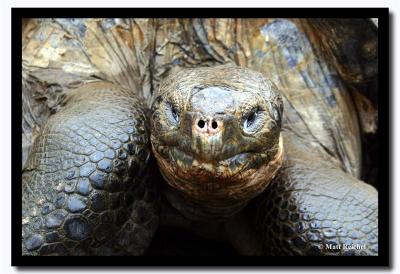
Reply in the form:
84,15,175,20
22,82,159,255
255,134,378,256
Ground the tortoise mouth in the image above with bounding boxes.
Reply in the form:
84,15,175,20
152,135,283,198
173,146,258,170
154,144,269,180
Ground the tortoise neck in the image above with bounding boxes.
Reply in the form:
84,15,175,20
164,185,247,222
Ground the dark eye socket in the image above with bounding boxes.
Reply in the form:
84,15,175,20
167,102,180,124
243,108,260,129
171,105,179,122
245,112,257,127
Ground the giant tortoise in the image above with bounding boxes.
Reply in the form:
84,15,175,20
21,18,379,256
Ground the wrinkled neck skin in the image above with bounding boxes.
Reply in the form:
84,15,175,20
156,135,284,222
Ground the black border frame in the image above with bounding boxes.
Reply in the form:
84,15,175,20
11,8,390,267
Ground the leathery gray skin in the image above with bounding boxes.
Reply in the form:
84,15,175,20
22,82,159,255
151,66,378,256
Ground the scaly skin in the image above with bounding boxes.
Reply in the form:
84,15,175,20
255,132,378,255
22,82,159,255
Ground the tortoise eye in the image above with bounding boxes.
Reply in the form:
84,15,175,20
243,107,261,130
166,102,180,125
244,111,258,129
171,105,179,123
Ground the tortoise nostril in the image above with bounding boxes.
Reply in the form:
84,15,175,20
211,121,218,129
198,120,205,128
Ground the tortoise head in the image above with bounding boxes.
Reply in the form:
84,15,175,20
150,66,284,220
